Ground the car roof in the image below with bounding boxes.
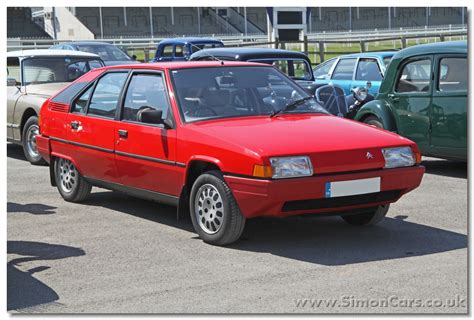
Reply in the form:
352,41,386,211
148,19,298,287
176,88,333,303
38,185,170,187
159,37,223,45
392,40,467,60
7,49,100,58
332,51,396,59
96,61,271,71
190,48,311,61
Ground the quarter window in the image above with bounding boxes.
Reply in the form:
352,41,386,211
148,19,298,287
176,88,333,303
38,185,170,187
122,73,170,122
438,57,467,92
331,58,356,80
88,72,128,118
396,59,432,93
72,85,93,114
355,58,382,81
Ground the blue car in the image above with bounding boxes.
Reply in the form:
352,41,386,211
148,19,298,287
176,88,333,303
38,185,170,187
313,52,395,95
152,37,224,62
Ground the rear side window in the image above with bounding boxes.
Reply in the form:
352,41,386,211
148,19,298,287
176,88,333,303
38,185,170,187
438,57,467,92
396,59,432,93
162,45,173,57
122,73,170,122
355,58,382,81
314,59,335,79
331,58,356,80
88,72,128,118
175,45,184,57
7,57,21,85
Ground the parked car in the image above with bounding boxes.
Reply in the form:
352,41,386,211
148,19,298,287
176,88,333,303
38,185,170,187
152,37,224,62
7,49,105,164
354,41,467,161
190,48,318,94
37,61,424,245
50,41,139,66
313,52,395,95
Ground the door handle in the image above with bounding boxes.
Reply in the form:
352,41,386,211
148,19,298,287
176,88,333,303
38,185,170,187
70,121,80,130
118,129,128,139
388,94,399,102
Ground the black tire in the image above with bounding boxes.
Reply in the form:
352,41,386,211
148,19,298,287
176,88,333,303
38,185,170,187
341,205,390,226
54,157,92,202
190,170,245,246
363,115,384,129
22,116,46,165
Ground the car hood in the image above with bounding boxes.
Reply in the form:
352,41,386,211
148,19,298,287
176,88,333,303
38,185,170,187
190,114,417,174
25,82,69,97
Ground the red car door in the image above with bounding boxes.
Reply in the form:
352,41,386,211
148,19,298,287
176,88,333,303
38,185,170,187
65,71,129,183
114,71,181,197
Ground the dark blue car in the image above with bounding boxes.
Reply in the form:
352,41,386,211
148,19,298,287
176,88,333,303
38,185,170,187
152,37,224,62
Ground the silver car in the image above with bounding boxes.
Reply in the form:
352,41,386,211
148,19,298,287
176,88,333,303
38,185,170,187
7,49,104,164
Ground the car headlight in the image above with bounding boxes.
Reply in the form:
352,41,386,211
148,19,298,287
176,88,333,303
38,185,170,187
382,147,416,168
270,156,313,179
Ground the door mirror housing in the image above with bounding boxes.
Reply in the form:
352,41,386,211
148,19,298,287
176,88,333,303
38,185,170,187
138,108,173,128
7,78,17,86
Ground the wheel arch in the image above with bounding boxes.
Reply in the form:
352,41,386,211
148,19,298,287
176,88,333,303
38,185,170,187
354,99,398,132
20,108,38,135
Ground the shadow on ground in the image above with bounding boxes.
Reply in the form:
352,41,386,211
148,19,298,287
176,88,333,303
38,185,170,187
7,241,85,311
84,190,467,266
7,202,57,215
422,159,467,179
7,143,27,162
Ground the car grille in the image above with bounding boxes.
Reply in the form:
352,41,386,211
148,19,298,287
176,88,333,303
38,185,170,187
281,190,402,212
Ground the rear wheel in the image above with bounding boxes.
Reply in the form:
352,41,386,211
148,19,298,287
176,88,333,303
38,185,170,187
341,205,390,226
22,116,46,165
363,115,384,129
54,157,92,202
190,171,245,246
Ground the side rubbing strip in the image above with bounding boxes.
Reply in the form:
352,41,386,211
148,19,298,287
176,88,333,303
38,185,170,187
49,137,185,167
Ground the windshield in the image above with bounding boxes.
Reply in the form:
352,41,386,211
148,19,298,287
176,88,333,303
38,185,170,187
190,42,224,54
171,66,327,123
248,59,313,81
76,44,131,61
22,57,103,85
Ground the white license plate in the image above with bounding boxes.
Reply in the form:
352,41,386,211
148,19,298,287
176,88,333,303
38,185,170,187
325,177,381,198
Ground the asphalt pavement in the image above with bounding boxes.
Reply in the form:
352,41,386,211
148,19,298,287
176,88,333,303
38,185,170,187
7,143,468,313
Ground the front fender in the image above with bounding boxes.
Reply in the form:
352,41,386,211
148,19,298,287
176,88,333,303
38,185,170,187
354,99,398,132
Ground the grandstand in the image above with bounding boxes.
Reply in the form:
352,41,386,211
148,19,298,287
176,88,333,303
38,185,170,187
7,7,468,40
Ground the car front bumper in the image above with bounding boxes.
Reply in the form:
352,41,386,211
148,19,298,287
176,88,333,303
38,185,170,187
224,166,425,218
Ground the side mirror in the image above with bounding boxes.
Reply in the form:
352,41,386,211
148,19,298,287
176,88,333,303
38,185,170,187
138,108,173,128
7,78,17,86
132,55,137,61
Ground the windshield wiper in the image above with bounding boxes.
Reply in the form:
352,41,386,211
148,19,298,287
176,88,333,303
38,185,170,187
270,96,314,118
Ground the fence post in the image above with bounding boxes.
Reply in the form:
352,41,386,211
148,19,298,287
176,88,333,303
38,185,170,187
303,35,308,56
318,41,325,63
144,49,149,62
401,37,407,48
360,41,366,52
440,34,445,42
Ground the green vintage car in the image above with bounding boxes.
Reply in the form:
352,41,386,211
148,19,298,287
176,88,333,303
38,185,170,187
354,41,467,161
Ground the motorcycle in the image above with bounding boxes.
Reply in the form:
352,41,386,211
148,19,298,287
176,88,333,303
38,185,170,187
315,82,374,119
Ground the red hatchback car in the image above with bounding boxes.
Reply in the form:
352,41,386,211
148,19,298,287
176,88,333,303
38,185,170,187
37,61,424,245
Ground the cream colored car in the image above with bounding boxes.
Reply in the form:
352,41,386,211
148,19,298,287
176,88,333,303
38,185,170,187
7,49,104,164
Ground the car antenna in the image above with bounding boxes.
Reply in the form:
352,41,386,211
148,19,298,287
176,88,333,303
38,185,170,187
189,43,224,65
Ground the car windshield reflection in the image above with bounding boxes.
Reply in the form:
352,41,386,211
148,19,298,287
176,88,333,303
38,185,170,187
171,66,327,123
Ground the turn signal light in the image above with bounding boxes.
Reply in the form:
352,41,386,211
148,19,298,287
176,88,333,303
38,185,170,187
414,150,422,164
253,164,273,178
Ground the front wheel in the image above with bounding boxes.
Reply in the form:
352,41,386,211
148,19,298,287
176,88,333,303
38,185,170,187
22,116,46,165
341,205,390,226
54,157,92,202
363,115,384,129
190,171,245,246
